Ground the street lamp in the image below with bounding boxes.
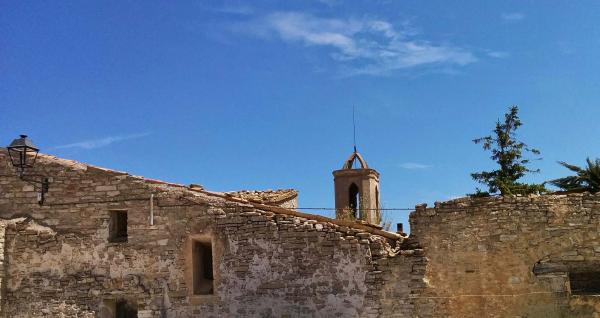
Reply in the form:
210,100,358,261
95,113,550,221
6,135,49,205
7,135,39,176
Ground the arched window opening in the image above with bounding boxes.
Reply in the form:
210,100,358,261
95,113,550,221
349,183,361,220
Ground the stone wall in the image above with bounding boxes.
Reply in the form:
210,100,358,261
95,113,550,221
0,223,5,314
410,193,600,318
0,150,425,317
12,148,600,317
378,240,437,318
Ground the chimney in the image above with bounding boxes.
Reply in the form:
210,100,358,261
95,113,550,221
396,223,404,234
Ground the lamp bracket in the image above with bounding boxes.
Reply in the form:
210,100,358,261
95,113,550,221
19,173,50,205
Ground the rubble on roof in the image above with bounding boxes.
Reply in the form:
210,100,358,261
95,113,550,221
225,189,298,205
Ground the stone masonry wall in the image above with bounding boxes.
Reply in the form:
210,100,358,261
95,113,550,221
410,193,600,318
378,240,437,318
10,149,600,317
0,223,5,314
0,150,423,317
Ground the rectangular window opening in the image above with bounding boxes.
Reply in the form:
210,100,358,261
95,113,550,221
115,299,137,318
570,272,600,295
193,240,214,295
109,210,128,243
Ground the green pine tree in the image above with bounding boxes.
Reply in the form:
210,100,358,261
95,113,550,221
471,106,546,196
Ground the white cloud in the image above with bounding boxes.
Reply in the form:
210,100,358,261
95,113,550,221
398,162,432,169
501,12,525,21
487,51,509,58
54,133,150,150
239,12,477,76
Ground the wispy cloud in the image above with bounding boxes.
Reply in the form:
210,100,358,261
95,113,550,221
236,12,476,76
501,12,525,21
398,162,432,170
487,51,509,58
54,133,150,150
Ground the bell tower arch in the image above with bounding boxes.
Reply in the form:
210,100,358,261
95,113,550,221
333,147,381,225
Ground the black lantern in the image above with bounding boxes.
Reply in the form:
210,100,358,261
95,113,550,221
6,135,49,205
7,135,39,176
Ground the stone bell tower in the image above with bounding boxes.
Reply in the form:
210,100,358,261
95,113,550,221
333,147,381,225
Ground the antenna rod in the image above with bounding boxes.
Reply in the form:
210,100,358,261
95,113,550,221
353,105,357,152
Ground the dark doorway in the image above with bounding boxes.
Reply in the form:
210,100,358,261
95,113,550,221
115,300,137,318
570,272,600,295
349,183,360,220
193,240,214,295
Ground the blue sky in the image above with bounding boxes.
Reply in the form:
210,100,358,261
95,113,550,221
2,1,600,231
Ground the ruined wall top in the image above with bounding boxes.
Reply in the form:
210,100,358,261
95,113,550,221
411,192,599,216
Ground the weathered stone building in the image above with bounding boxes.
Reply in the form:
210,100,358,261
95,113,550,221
1,141,600,317
0,146,429,318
